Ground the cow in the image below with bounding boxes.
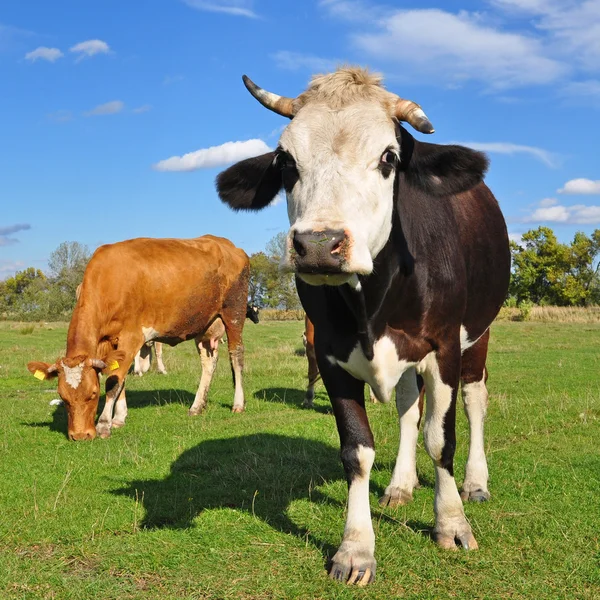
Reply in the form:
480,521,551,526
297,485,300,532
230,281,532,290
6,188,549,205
216,67,510,585
132,305,259,377
28,235,251,440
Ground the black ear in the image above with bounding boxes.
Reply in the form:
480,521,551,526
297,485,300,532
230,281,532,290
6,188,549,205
216,151,282,211
398,126,489,196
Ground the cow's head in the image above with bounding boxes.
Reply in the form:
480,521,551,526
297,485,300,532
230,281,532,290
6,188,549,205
217,67,488,286
246,303,260,324
27,354,121,441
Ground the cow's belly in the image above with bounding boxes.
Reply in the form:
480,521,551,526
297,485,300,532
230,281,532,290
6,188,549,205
328,336,416,403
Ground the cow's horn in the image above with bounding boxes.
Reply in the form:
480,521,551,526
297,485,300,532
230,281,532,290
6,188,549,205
242,75,295,118
86,358,107,370
394,98,435,134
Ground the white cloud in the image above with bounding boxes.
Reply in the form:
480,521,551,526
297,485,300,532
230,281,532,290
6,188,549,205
132,104,152,114
271,51,341,73
539,197,558,207
455,141,559,167
558,178,600,194
70,39,110,61
561,79,600,105
154,139,271,172
47,109,73,123
25,46,63,63
0,223,31,247
182,0,257,18
84,100,124,116
352,9,566,89
0,260,25,280
523,198,600,224
508,232,524,245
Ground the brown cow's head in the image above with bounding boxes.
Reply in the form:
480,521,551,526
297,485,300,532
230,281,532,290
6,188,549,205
27,355,120,441
217,67,487,286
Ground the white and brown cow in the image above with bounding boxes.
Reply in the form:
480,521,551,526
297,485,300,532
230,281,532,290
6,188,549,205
29,235,250,440
217,67,510,585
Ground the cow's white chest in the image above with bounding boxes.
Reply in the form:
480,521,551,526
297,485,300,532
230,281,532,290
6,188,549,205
330,336,412,403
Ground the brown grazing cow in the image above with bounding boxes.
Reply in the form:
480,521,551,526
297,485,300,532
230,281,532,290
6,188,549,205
28,235,250,440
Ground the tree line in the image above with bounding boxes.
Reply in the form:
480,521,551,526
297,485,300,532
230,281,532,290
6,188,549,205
1,227,599,321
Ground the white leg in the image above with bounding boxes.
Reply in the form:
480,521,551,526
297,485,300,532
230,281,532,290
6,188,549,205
380,367,421,507
112,386,128,428
155,342,167,375
230,345,245,413
188,341,218,416
330,445,376,585
422,354,478,550
134,345,151,376
461,376,490,502
96,379,124,439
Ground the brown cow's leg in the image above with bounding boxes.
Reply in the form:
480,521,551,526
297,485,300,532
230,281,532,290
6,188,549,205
96,334,142,439
380,367,424,507
460,329,491,502
302,316,319,408
188,339,218,416
155,342,167,375
420,344,478,551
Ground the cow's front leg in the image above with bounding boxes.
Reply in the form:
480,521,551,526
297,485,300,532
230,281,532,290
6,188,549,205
96,375,125,438
320,360,376,586
421,348,478,550
380,367,423,507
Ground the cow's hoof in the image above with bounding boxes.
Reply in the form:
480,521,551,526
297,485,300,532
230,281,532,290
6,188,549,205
329,543,376,586
188,407,205,416
96,424,111,439
111,420,125,429
231,406,244,414
434,525,478,551
302,400,314,409
379,487,414,507
460,488,490,503
158,370,167,375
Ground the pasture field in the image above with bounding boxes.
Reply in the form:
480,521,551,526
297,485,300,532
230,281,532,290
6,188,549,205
0,320,599,599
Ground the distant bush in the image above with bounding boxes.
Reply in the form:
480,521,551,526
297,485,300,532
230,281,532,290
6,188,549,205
259,309,304,321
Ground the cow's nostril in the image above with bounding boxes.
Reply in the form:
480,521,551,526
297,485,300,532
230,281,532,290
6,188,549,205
293,233,307,257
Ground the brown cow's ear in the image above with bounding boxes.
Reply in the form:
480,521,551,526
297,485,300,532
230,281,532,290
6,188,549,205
27,361,59,381
98,350,127,374
216,151,282,211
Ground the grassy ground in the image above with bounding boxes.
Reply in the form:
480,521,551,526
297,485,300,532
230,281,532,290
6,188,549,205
0,320,598,599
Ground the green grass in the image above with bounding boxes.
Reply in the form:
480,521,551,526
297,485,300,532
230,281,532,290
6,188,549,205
0,320,598,599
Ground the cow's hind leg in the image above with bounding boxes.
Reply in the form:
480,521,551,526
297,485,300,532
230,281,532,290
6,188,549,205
320,357,376,586
303,341,320,408
460,330,490,503
221,312,246,414
380,368,424,507
421,346,478,550
155,342,167,375
188,338,218,416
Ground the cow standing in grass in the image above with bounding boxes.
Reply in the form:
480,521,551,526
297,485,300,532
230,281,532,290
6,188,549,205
217,67,510,585
28,235,250,440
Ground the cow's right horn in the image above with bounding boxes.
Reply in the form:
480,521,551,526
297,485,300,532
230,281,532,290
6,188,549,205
394,97,435,134
242,75,295,118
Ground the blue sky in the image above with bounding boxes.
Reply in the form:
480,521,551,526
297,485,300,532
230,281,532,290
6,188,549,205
1,0,599,279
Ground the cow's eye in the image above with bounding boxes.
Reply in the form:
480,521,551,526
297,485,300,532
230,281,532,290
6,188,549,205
380,150,398,165
277,150,299,191
277,150,296,171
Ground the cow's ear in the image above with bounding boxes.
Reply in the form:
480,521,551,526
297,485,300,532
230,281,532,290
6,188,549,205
398,128,488,196
27,361,59,381
217,151,282,211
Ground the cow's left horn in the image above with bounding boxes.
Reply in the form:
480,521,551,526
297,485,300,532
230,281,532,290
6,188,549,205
242,75,295,118
86,358,107,370
394,98,435,134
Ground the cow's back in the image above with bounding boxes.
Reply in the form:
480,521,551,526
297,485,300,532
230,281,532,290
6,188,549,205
77,235,249,340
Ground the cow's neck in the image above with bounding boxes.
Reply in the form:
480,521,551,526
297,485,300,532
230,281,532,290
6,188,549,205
66,303,101,358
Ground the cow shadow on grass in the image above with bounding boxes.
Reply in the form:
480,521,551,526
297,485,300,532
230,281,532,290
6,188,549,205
254,387,332,414
112,433,432,567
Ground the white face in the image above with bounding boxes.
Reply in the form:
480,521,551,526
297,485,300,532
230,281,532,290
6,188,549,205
279,102,399,285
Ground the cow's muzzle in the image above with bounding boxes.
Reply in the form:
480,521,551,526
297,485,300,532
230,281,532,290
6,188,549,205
292,229,348,274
